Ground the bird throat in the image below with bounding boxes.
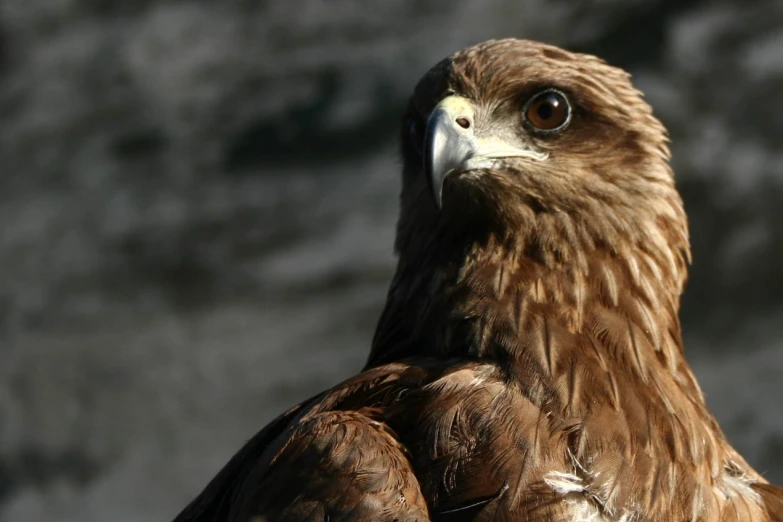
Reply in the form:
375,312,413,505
370,204,706,412
382,211,664,350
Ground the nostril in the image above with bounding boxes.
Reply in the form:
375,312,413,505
456,117,471,129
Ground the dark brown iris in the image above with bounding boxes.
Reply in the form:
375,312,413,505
524,90,570,132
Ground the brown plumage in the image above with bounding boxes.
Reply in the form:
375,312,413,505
173,39,783,521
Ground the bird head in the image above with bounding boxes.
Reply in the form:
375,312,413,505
395,39,689,283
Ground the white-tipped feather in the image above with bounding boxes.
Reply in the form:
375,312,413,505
544,471,586,495
544,471,642,522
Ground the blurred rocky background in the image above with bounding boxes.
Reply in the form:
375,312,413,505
0,0,781,520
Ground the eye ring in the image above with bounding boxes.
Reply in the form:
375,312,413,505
523,89,571,134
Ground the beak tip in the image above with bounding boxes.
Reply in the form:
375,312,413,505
424,146,444,211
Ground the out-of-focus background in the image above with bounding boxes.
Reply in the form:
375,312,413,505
0,0,782,520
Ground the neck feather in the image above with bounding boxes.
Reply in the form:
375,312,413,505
369,203,702,403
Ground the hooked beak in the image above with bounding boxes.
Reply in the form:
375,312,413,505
424,96,548,209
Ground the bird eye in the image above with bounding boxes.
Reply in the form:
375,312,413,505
524,90,571,132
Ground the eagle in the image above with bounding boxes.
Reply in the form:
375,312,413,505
173,39,783,521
